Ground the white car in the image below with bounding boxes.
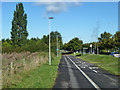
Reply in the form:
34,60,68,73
111,52,120,58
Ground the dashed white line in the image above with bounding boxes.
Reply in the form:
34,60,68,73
93,70,98,73
89,67,92,69
66,55,101,90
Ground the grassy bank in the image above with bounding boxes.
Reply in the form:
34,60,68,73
2,52,56,88
74,54,120,75
10,55,61,88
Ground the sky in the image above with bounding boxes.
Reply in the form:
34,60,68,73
2,2,118,44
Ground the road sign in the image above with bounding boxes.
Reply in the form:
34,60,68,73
56,48,59,51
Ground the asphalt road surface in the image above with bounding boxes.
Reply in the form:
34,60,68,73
53,55,119,89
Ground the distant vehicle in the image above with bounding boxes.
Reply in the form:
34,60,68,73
110,52,120,58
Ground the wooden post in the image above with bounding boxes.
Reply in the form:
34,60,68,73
10,62,13,74
36,57,38,64
23,59,26,69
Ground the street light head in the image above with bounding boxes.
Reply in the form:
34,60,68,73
49,17,54,19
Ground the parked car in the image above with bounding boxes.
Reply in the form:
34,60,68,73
110,52,120,58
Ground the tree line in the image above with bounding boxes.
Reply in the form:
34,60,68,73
2,3,63,54
63,31,120,53
2,31,63,54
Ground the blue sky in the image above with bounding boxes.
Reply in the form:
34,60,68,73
2,2,118,44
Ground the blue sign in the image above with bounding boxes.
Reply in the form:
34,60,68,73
56,48,59,51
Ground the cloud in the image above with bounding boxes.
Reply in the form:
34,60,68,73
45,2,67,14
35,0,81,16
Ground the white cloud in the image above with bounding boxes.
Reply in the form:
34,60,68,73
35,1,81,17
38,2,68,14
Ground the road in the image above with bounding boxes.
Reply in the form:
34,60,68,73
53,55,119,89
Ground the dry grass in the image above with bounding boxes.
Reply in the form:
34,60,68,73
2,51,54,88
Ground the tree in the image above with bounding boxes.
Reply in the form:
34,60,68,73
64,37,83,52
2,39,5,43
63,43,68,50
2,41,12,53
114,31,120,50
11,3,28,46
98,32,113,52
41,31,63,54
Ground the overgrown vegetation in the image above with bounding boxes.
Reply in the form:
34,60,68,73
2,3,63,88
2,52,56,88
77,54,120,75
9,55,61,88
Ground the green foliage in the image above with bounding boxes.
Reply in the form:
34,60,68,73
25,38,48,52
11,55,61,88
63,37,83,51
41,31,63,54
2,31,63,54
2,41,13,53
114,31,120,49
11,3,28,46
97,31,120,52
98,32,114,52
64,31,119,53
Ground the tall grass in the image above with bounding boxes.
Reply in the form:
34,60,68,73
2,52,54,88
12,55,61,88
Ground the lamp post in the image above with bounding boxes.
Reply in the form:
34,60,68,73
59,40,60,55
56,35,58,57
49,17,54,66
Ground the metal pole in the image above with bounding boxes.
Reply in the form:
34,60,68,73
59,41,60,55
49,19,51,66
113,25,115,52
57,35,58,57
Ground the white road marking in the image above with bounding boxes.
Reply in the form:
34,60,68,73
93,70,98,73
81,67,85,68
89,67,92,69
92,67,99,69
89,67,98,70
66,55,101,90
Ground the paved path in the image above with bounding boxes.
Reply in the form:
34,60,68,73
53,55,119,89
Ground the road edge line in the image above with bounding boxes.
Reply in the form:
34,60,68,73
66,55,101,90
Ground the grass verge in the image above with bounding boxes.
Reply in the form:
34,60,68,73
11,55,61,88
73,54,120,75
